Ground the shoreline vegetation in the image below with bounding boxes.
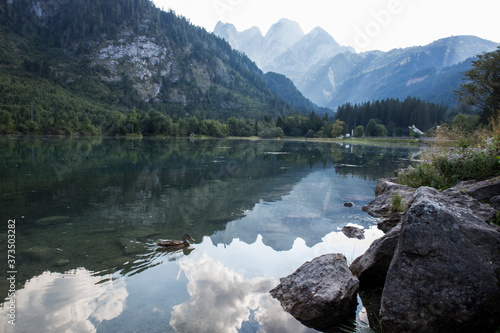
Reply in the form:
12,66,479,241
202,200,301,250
0,133,426,147
397,120,500,191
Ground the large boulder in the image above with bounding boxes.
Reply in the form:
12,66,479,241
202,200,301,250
270,253,359,330
362,178,415,217
379,187,500,333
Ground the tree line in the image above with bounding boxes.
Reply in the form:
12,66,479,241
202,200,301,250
334,97,449,137
0,97,450,138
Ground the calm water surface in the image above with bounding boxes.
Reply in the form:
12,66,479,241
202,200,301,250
0,137,419,332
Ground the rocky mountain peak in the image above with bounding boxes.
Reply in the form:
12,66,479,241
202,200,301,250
264,18,304,48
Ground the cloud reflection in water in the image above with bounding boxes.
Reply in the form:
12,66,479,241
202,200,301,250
0,268,127,333
170,252,317,333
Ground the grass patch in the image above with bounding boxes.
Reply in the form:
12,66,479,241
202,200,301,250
390,192,407,213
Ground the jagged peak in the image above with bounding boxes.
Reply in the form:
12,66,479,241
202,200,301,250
265,18,304,39
303,26,341,47
214,21,237,34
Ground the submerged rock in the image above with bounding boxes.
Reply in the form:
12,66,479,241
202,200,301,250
270,253,359,330
341,225,365,239
380,187,500,333
36,215,71,226
21,247,56,260
119,238,145,254
54,259,70,267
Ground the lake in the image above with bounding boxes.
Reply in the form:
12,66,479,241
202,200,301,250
0,137,419,332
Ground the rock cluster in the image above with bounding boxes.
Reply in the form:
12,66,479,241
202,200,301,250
271,177,500,332
355,178,500,333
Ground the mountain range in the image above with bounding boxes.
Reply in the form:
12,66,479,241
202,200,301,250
0,0,324,136
214,19,499,109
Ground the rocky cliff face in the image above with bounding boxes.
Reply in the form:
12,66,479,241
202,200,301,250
1,0,309,121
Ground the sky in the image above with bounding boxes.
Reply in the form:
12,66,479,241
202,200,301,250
152,0,500,52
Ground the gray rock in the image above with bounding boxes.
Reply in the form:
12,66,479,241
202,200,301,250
362,179,415,218
377,213,404,233
270,253,359,330
342,225,365,239
449,177,500,202
350,224,401,329
374,178,401,197
442,188,497,223
380,187,500,333
491,195,500,210
350,224,401,290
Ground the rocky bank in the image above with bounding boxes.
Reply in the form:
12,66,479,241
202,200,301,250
271,177,500,332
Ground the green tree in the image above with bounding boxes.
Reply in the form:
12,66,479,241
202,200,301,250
451,113,480,132
375,124,387,137
365,119,379,136
127,107,139,134
331,120,347,137
354,125,364,137
456,47,500,122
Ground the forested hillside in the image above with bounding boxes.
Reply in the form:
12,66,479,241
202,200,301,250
0,0,306,135
263,72,331,114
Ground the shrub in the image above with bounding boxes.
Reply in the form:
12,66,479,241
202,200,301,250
399,137,500,190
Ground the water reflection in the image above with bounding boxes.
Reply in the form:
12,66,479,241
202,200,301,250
0,137,419,332
0,269,127,333
170,253,275,332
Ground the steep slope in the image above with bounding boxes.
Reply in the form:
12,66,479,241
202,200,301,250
0,0,310,135
263,72,331,114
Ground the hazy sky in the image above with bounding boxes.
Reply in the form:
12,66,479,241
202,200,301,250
152,0,500,52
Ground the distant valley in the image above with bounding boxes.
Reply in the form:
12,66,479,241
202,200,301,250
214,19,499,109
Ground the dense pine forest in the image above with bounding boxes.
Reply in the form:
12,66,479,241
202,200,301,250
334,97,449,137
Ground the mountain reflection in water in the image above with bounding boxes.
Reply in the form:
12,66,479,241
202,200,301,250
0,137,419,332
